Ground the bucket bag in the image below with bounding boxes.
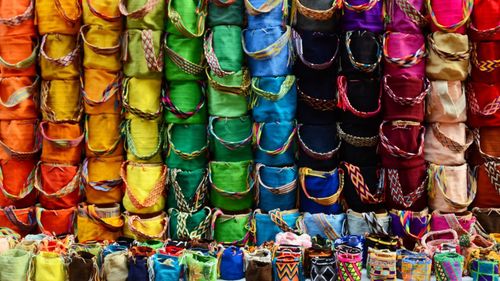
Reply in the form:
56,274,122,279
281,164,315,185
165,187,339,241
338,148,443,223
338,122,379,167
82,0,122,30
379,120,425,169
245,0,288,29
35,162,81,209
385,0,426,33
338,251,363,281
204,26,243,74
165,0,207,38
164,81,207,125
0,206,36,236
341,0,384,33
426,80,466,123
255,163,297,212
468,82,500,127
0,248,32,281
123,211,168,241
101,245,128,281
34,251,67,281
293,29,340,72
472,207,500,234
76,203,123,243
208,0,244,27
85,114,123,157
36,206,76,236
82,69,121,115
383,32,426,78
430,210,476,239
293,0,340,32
390,209,430,249
122,77,162,121
471,42,500,84
212,209,251,245
251,75,297,123
383,164,428,211
433,252,464,281
401,255,432,281
302,212,345,240
273,247,304,281
183,251,218,281
0,159,37,208
208,116,253,162
297,124,341,171
295,71,337,125
39,34,81,80
339,30,382,77
0,76,39,120
245,248,273,281
346,209,391,236
382,75,429,122
253,209,301,245
341,162,385,212
209,160,254,211
168,207,212,241
299,167,343,214
167,167,208,212
80,24,121,72
68,251,99,281
426,32,470,81
219,246,245,280
364,235,401,268
0,36,37,78
253,121,297,166
128,246,155,281
165,124,208,170
123,29,163,79
417,229,460,259
120,0,165,30
337,76,382,124
207,68,250,117
149,253,183,281
36,0,82,35
164,35,204,81
427,0,473,34
122,118,162,163
41,80,82,123
424,123,472,165
81,156,123,205
0,0,36,37
40,121,84,165
367,249,397,281
470,0,500,41
0,119,39,161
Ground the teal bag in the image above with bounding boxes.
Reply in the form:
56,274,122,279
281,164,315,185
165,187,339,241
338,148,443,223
168,207,212,241
208,116,253,162
251,75,297,122
254,209,301,246
204,26,243,74
167,168,208,212
149,253,182,281
207,0,244,27
253,121,297,166
163,81,207,124
165,124,208,170
207,69,250,117
256,163,297,213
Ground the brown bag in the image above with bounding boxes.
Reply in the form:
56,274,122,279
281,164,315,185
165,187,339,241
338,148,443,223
245,249,273,281
473,207,500,235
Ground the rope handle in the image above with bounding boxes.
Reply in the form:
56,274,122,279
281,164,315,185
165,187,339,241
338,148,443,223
251,75,296,102
344,31,382,73
33,162,81,199
0,0,34,26
80,24,121,55
242,26,292,60
119,0,160,18
80,158,123,192
483,161,500,195
382,75,429,107
0,121,41,160
427,0,473,32
292,30,339,70
208,116,253,150
299,167,344,206
206,67,251,96
84,115,122,156
440,212,474,237
204,29,234,77
4,206,36,232
252,121,297,156
297,124,341,160
40,80,83,123
0,162,36,201
164,35,205,76
140,29,164,72
427,33,470,62
379,120,425,159
431,123,473,153
208,163,254,199
0,38,38,69
81,72,122,107
54,0,82,25
85,0,121,21
39,121,84,148
244,0,287,16
343,0,379,12
120,161,167,210
315,213,343,240
336,122,379,147
121,77,162,120
79,204,124,232
167,0,208,38
383,32,426,68
40,34,80,67
269,209,300,233
165,123,208,161
170,207,212,240
421,229,458,249
467,82,500,117
127,213,168,240
168,168,208,212
337,76,382,118
469,24,500,41
121,119,162,160
0,76,39,108
428,164,477,209
294,0,340,20
393,0,427,27
255,163,296,195
297,84,336,112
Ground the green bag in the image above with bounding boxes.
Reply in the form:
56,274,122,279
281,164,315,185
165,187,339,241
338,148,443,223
209,160,254,211
121,0,166,31
0,249,32,281
123,118,163,163
164,81,207,124
165,124,208,170
207,69,250,117
212,209,251,245
168,207,212,241
139,240,164,250
207,0,244,27
167,167,208,212
164,34,205,81
205,26,244,74
183,251,218,281
123,29,164,79
208,116,253,162
166,0,208,38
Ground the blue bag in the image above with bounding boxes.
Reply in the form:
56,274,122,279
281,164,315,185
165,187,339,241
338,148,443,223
334,235,365,252
243,26,293,77
251,75,297,122
128,255,149,281
253,121,296,166
150,253,183,281
254,209,300,245
102,244,128,258
299,168,343,214
246,0,287,29
219,246,245,280
256,163,297,212
303,212,346,240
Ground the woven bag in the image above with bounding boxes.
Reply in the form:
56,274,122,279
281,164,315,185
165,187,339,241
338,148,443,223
296,69,337,125
0,248,32,281
34,251,66,281
385,0,426,33
368,249,397,281
424,123,472,165
40,80,82,123
205,25,244,74
0,206,36,236
427,0,472,34
337,76,382,123
82,69,121,115
255,163,297,212
299,167,343,214
40,121,83,165
341,0,384,33
470,0,500,41
184,251,218,281
123,211,168,242
219,246,245,280
76,203,123,243
165,124,208,171
82,0,122,30
0,119,39,161
346,209,391,236
122,118,162,163
253,209,301,245
39,34,81,80
36,0,81,35
390,209,430,249
253,121,297,166
379,120,425,169
0,36,37,78
101,245,128,281
82,156,123,205
338,123,379,166
207,68,250,117
302,212,345,241
339,30,382,77
0,0,35,37
68,251,99,281
208,116,253,162
293,30,340,72
297,124,340,171
433,252,464,281
0,76,39,120
383,32,426,78
425,80,466,123
0,159,37,208
120,0,165,30
293,0,340,32
36,206,76,236
251,75,297,123
382,75,428,122
80,24,121,72
123,29,163,79
168,207,211,241
426,32,470,81
401,255,432,281
467,82,500,128
35,162,81,209
165,0,207,38
164,34,204,81
341,162,385,212
430,210,476,239
167,167,208,212
85,114,123,157
150,253,183,281
208,0,244,27
212,209,251,246
471,42,500,84
472,207,500,234
164,81,207,124
383,164,428,211
209,160,254,211
122,77,161,120
338,251,363,281
245,248,273,281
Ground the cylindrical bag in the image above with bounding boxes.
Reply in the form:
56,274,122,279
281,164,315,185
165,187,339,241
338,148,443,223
165,124,208,171
82,69,121,115
473,161,500,208
273,250,303,281
39,34,80,80
470,0,500,41
417,229,459,259
385,0,426,33
207,68,250,117
35,162,81,210
0,248,32,281
471,42,500,84
311,256,337,281
122,161,167,214
341,162,385,212
433,252,464,281
80,24,121,72
41,80,82,123
337,76,381,124
164,81,207,125
0,207,36,236
424,123,472,165
430,210,476,239
470,259,499,281
128,246,155,281
167,168,208,212
207,0,244,27
253,121,296,166
253,209,300,245
390,209,430,249
382,75,428,122
365,235,400,268
76,203,123,243
122,77,161,121
82,0,122,30
36,206,75,236
0,0,36,37
68,251,98,281
383,165,428,211
0,159,37,208
472,208,500,234
338,251,363,281
468,82,500,127
209,160,254,211
0,119,39,161
341,0,384,33
102,245,128,281
219,246,245,280
0,76,39,120
293,0,340,32
82,156,123,205
165,0,207,38
255,163,297,212
35,0,81,35
150,253,182,281
246,0,287,29
426,32,470,81
428,0,472,34
383,32,426,78
340,30,382,77
346,209,391,236
85,114,123,157
0,36,37,78
123,118,162,163
396,250,426,279
243,25,293,77
205,26,243,74
427,163,476,213
251,75,297,123
212,209,251,245
293,29,340,72
368,249,397,281
208,116,253,162
164,34,204,81
123,212,168,242
303,212,346,240
245,248,273,281
184,251,218,281
379,120,425,169
297,124,341,171
401,255,432,281
426,81,466,123
338,122,379,167
34,251,66,281
123,29,163,78
299,167,343,214
168,207,211,241
40,121,84,165
120,0,165,30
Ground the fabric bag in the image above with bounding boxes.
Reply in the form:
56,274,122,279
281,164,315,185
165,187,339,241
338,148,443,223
255,163,297,212
212,209,251,245
338,251,363,281
253,121,296,166
338,124,379,167
164,35,204,81
424,123,472,165
207,0,244,27
0,0,36,37
208,116,253,162
34,251,66,281
245,248,273,281
41,80,82,123
368,249,397,281
80,24,121,72
472,207,500,234
293,0,340,32
123,211,168,241
426,32,470,81
297,124,341,171
165,0,207,38
122,77,161,120
302,212,345,240
39,34,80,80
81,156,123,205
168,207,211,241
337,76,381,124
417,229,459,259
165,124,208,170
340,31,382,77
296,69,337,124
434,252,464,281
0,206,36,236
401,255,432,281
385,0,426,33
299,167,343,214
427,0,472,33
383,32,426,78
341,0,384,33
219,246,245,280
0,159,37,208
251,75,297,123
102,245,128,281
253,209,301,245
474,162,500,208
0,36,37,78
246,0,288,29
292,29,340,71
0,248,32,281
430,210,476,239
164,81,207,125
207,68,250,117
167,167,208,212
120,0,165,30
85,114,122,157
35,0,81,35
35,162,81,209
123,29,163,78
471,41,500,84
150,253,183,281
36,206,75,236
76,203,123,243
379,120,425,169
467,82,500,128
426,80,466,123
183,251,218,281
470,0,500,41
122,118,162,163
341,162,385,212
382,75,428,122
346,209,391,236
82,0,122,30
205,25,243,74
383,164,428,211
82,69,121,115
0,119,39,161
390,209,430,249
0,76,39,120
40,121,83,165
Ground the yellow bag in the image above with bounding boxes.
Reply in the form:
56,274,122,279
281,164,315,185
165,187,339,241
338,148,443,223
85,114,123,157
82,69,122,115
82,0,122,30
76,203,123,243
36,0,82,35
122,161,167,214
34,251,66,281
123,29,163,79
426,32,470,81
41,80,82,123
123,118,162,163
82,156,124,205
39,34,81,80
123,211,168,241
122,77,162,120
80,24,121,72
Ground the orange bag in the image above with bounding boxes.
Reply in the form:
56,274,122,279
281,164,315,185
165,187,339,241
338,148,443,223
85,114,123,158
0,119,39,161
41,80,82,123
0,159,38,208
80,24,121,72
82,156,123,204
40,121,84,165
0,206,36,236
34,162,81,210
36,205,76,236
39,34,81,80
0,35,37,77
0,0,35,37
82,0,122,30
35,0,82,35
82,69,122,115
0,76,39,120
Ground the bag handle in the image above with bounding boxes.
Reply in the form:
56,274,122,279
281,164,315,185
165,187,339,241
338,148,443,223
120,161,167,209
242,25,292,61
206,67,251,96
336,122,378,147
244,0,287,16
421,229,459,249
208,116,253,150
85,0,121,21
337,76,382,118
427,33,470,61
0,38,38,70
383,32,426,67
84,115,122,156
431,123,473,153
168,168,208,212
395,210,430,240
81,72,122,107
393,0,427,27
0,0,34,26
121,77,162,120
428,164,477,209
343,0,379,12
297,83,336,112
299,167,344,206
440,212,475,237
387,168,428,209
211,209,252,245
0,121,41,160
344,31,382,72
269,209,300,234
167,0,208,38
40,34,80,67
80,158,123,192
253,121,297,156
362,212,389,235
294,0,340,20
4,206,36,232
80,25,121,56
34,162,81,199
427,0,473,32
164,35,205,76
40,80,83,123
119,0,160,18
469,25,500,41
292,30,339,70
297,124,341,160
251,75,295,102
54,0,82,25
471,43,500,73
0,76,39,109
0,161,36,201
204,29,234,77
140,30,164,72
474,129,500,163
314,213,343,240
208,163,254,200
165,123,208,161
255,163,296,197
171,207,211,240
121,119,162,160
80,204,124,232
379,120,425,159
163,84,206,120
36,206,76,235
342,162,385,204
39,121,84,148
127,213,168,240
383,75,429,107
483,161,500,195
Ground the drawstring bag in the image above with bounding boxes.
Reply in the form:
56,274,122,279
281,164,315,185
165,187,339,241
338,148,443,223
80,24,121,72
245,248,273,281
337,76,382,124
424,123,472,165
243,25,293,77
150,253,183,281
427,0,472,34
122,161,167,214
273,247,303,281
82,69,121,115
68,251,99,281
299,167,343,214
433,253,464,281
367,249,397,281
39,34,80,80
246,0,288,29
0,36,37,78
385,0,426,33
390,209,430,249
128,246,155,281
293,0,340,32
251,75,297,123
123,211,168,241
383,164,428,211
401,255,432,281
36,206,75,236
82,156,123,205
122,118,162,163
379,120,425,169
208,117,253,162
473,208,500,234
40,121,84,165
35,162,81,209
0,119,39,161
382,75,428,122
311,256,337,281
253,209,301,245
470,259,499,281
167,168,208,212
102,245,128,281
0,248,32,281
341,162,385,212
292,30,340,72
219,246,245,280
35,0,81,35
0,0,36,37
164,35,204,81
183,251,218,281
208,0,244,27
205,26,243,74
341,0,384,33
123,29,163,79
426,80,466,123
255,163,297,212
383,32,426,78
0,159,37,208
85,114,123,157
339,30,382,77
122,77,161,121
41,80,82,123
338,251,363,281
253,121,296,166
165,124,208,171
468,82,500,128
165,0,207,38
302,212,345,241
207,68,250,117
426,32,470,81
470,0,500,41
0,207,36,236
82,0,122,30
0,76,39,120
164,81,207,124
120,0,165,30
471,42,500,84
338,122,379,167
168,207,212,241
430,210,476,239
297,124,341,171
34,251,66,281
76,203,123,243
212,209,251,245
346,209,390,236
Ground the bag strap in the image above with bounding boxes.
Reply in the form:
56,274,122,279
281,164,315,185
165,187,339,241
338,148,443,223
468,82,500,117
204,29,234,77
427,33,470,61
85,0,121,21
441,212,474,237
294,0,340,20
140,29,164,72
119,0,160,18
4,206,36,232
297,124,341,160
127,213,168,240
172,207,211,240
255,163,296,199
471,43,500,73
40,34,80,67
379,120,425,159
0,121,41,160
299,168,344,206
0,38,38,69
483,161,500,196
81,204,124,232
121,77,162,120
163,84,206,120
344,31,382,72
314,213,343,240
394,0,427,27
54,0,82,25
0,0,34,26
469,24,500,41
292,30,339,70
167,0,208,38
40,80,83,123
34,162,81,199
244,0,287,16
0,76,39,109
80,25,121,56
39,121,84,148
427,0,473,32
251,75,295,102
84,115,122,156
362,212,388,235
165,36,205,76
168,168,208,212
397,210,430,240
206,67,251,96
336,122,379,147
269,209,300,234
211,209,251,245
121,119,162,160
208,164,254,200
36,206,76,235
165,123,208,160
337,76,382,118
428,164,477,210
383,75,429,107
383,32,426,67
431,123,473,153
81,72,122,107
297,83,336,112
242,26,292,60
343,0,379,12
80,158,123,192
342,162,385,204
387,168,428,208
0,162,36,201
208,116,253,151
120,161,167,209
253,122,296,156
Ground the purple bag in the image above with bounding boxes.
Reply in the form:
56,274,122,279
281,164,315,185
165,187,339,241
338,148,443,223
383,32,426,78
341,0,384,33
385,0,426,33
390,209,430,249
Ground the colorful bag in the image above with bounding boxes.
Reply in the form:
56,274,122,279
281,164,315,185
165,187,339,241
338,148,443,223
0,248,32,281
424,123,472,165
434,252,464,281
0,207,36,236
166,0,207,38
205,25,243,74
418,229,459,259
168,207,211,241
303,212,345,240
251,75,297,123
273,248,304,281
219,246,245,280
76,203,123,243
167,167,208,212
39,34,80,80
41,80,82,123
338,251,363,281
390,209,430,249
379,120,425,169
85,114,122,157
102,245,128,281
470,259,499,281
472,208,500,234
245,248,273,281
430,210,476,239
150,253,183,281
82,0,122,30
123,29,163,78
253,121,296,166
122,118,162,163
164,81,207,124
40,121,84,165
426,80,466,123
164,35,204,81
35,0,81,35
212,209,251,245
246,0,288,29
120,0,165,30
383,164,428,211
341,162,385,212
293,30,339,73
470,0,500,41
299,168,343,214
341,0,384,33
82,69,121,115
385,0,426,33
0,159,37,208
35,162,81,209
427,0,473,33
68,251,98,281
382,75,428,122
383,32,426,78
80,24,121,72
183,251,218,281
207,0,244,27
346,209,390,236
368,249,397,281
34,251,66,281
253,209,301,245
0,119,39,161
36,206,75,236
401,255,432,281
426,32,470,81
207,68,250,117
0,76,39,120
0,0,36,37
293,0,340,32
82,156,123,205
208,116,253,162
297,124,340,171
310,256,337,281
471,42,500,84
123,211,168,241
337,76,382,123
0,36,37,78
468,82,500,128
255,163,297,212
165,124,208,170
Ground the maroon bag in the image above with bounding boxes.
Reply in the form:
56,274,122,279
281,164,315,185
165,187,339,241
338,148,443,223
379,121,425,169
382,75,429,122
384,164,428,211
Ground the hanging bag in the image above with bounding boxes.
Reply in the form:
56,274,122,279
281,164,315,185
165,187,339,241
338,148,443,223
253,121,297,166
76,203,123,243
346,209,391,236
337,76,382,123
40,121,84,165
163,81,207,124
122,77,162,120
379,120,425,169
123,211,168,241
385,0,427,33
341,0,384,33
119,0,165,30
467,82,500,128
166,0,207,38
471,42,500,84
85,114,123,157
293,0,340,32
207,68,250,117
82,0,122,30
0,36,37,78
383,32,426,78
340,30,382,77
390,209,430,249
211,209,251,245
297,124,341,171
255,163,297,212
36,0,81,35
122,118,162,163
426,80,466,123
382,75,429,122
384,165,428,211
81,156,123,205
424,123,472,165
39,34,81,80
0,0,35,37
341,162,385,212
40,80,82,123
34,251,66,281
253,209,301,245
0,159,37,208
427,0,473,33
35,162,81,209
82,69,121,115
208,116,253,162
204,26,243,74
80,24,121,72
168,207,212,241
245,0,288,29
299,167,343,214
165,124,208,171
164,35,205,81
251,75,297,123
208,0,244,27
302,212,346,241
426,32,470,81
36,206,76,236
469,0,500,41
167,167,208,212
123,29,163,79
0,119,39,161
0,206,36,236
0,76,39,120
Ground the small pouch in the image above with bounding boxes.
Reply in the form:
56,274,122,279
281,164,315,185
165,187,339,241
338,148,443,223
0,248,32,281
417,229,459,259
34,251,67,281
367,249,397,281
150,253,183,281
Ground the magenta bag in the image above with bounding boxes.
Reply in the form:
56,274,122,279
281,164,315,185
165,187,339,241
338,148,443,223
428,0,473,34
383,32,426,78
385,0,427,33
430,210,476,239
382,75,429,122
341,0,384,33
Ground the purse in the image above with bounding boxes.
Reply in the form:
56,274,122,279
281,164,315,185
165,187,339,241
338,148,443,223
383,164,428,211
246,0,288,29
382,75,428,122
401,255,432,281
208,116,253,162
207,68,250,117
219,246,245,280
0,76,39,120
427,0,473,33
0,0,36,37
35,0,82,35
165,123,208,170
0,248,32,281
166,0,207,38
164,35,204,81
212,209,251,245
167,167,208,212
120,0,165,30
36,206,76,236
385,0,426,33
76,203,123,243
302,212,346,241
293,29,340,72
383,32,426,78
34,162,81,209
251,75,297,123
341,0,384,33
424,123,472,165
379,120,425,169
341,162,385,212
123,29,163,78
433,252,464,281
34,251,66,281
209,160,254,211
255,163,297,213
253,121,296,166
82,69,121,115
123,211,168,241
164,81,207,124
122,77,161,120
467,82,500,128
390,209,430,249
471,42,500,84
0,119,39,161
245,248,273,281
0,206,36,236
426,80,466,123
81,156,123,205
0,36,37,78
273,246,304,281
0,159,37,208
122,118,162,163
40,121,84,165
183,251,218,281
430,210,476,238
82,0,122,30
41,80,82,123
168,207,212,241
337,76,381,124
39,34,80,80
297,124,341,171
150,253,183,281
205,25,243,74
102,245,128,281
339,30,382,78
293,0,340,32
299,167,343,214
338,123,379,167
426,32,470,81
253,209,301,245
346,209,391,236
80,24,121,72
207,0,244,27
296,70,337,125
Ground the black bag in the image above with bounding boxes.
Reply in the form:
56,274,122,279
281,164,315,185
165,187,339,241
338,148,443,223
338,76,381,125
339,30,382,78
338,121,380,166
297,124,340,170
341,162,385,212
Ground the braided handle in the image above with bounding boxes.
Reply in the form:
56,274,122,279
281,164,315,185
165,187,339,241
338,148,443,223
428,164,477,209
244,0,286,16
165,123,208,160
119,0,160,18
336,122,378,147
431,123,473,153
252,75,296,102
206,67,251,96
292,30,339,70
253,122,297,156
204,29,234,77
297,124,341,160
421,229,458,249
0,0,34,26
141,29,164,72
80,25,121,56
84,115,122,156
40,80,83,123
255,163,296,195
39,121,84,148
208,163,254,200
80,158,123,192
0,38,38,69
427,33,470,62
343,0,379,12
344,31,382,72
379,120,425,159
127,213,168,240
242,26,292,60
80,204,124,232
427,0,473,32
383,32,426,68
167,0,208,38
212,0,237,7
208,116,253,150
81,72,122,107
0,120,41,160
0,76,39,108
40,34,80,67
4,206,36,232
382,75,429,107
337,76,381,118
122,119,162,160
294,0,340,20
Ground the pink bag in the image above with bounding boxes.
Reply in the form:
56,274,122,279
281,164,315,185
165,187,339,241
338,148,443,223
275,232,312,248
428,0,473,34
430,210,476,239
418,229,459,259
425,81,466,123
424,123,472,165
385,0,426,33
383,32,426,78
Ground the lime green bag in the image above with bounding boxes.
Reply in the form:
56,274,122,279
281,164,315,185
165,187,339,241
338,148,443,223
207,68,250,117
164,81,207,124
209,160,254,211
166,0,208,38
165,124,208,170
212,209,252,245
183,251,218,281
208,116,253,162
167,168,208,212
123,118,163,163
121,0,166,31
207,0,244,27
205,26,243,74
122,77,162,121
123,29,163,79
0,249,32,281
168,207,212,241
164,34,205,81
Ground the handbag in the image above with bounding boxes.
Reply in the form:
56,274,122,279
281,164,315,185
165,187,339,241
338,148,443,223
212,209,251,245
470,0,500,41
243,25,293,77
164,81,207,124
251,75,297,123
164,35,204,81
0,0,36,37
293,29,340,71
122,77,161,120
150,253,183,281
383,32,426,78
128,246,155,281
385,0,426,33
123,29,163,78
417,229,459,259
430,210,476,239
81,156,123,205
183,251,218,281
0,248,32,281
401,255,432,281
0,206,36,236
168,207,212,241
219,246,245,280
426,80,466,123
293,0,340,32
0,36,37,78
205,25,243,74
255,163,297,212
245,0,288,29
467,82,500,128
367,249,397,281
364,235,400,268
297,124,341,171
311,256,337,281
68,251,98,281
470,259,499,281
245,248,273,281
341,0,384,33
207,68,250,117
471,42,500,84
434,252,464,281
472,208,500,234
166,0,207,38
273,246,304,281
40,121,84,165
382,75,428,122
0,119,39,161
296,70,337,125
346,209,391,236
82,0,122,30
424,123,472,165
76,203,123,243
123,211,168,241
338,251,363,281
337,76,381,124
208,0,244,27
167,167,208,212
36,206,75,236
390,209,430,249
253,209,301,245
34,251,66,281
427,0,473,33
35,0,81,35
80,24,121,72
340,31,382,77
426,32,470,81
39,34,80,80
303,212,345,240
0,159,37,208
341,162,385,212
299,167,343,214
396,250,426,279
208,116,253,162
165,124,208,170
253,121,296,166
122,118,162,163
383,164,428,211
82,69,121,115
41,80,82,123
120,0,165,30
102,245,128,281
0,76,39,120
85,114,122,157
338,123,379,167
379,120,425,169
34,162,81,209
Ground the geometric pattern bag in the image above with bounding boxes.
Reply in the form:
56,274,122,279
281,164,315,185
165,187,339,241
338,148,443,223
433,252,464,281
168,207,211,241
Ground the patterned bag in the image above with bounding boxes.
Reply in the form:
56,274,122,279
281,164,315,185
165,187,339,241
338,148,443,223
208,116,253,162
122,118,162,163
166,0,207,38
255,163,297,212
426,80,466,123
382,75,428,122
168,207,211,241
0,36,37,78
251,75,297,123
297,124,341,171
212,209,251,245
273,246,304,281
165,124,208,171
428,0,472,33
120,0,165,30
311,256,337,281
430,210,476,239
207,0,244,27
385,0,426,33
364,234,400,268
246,0,288,29
167,167,208,212
80,24,121,72
254,121,296,166
0,159,37,208
82,0,122,30
35,0,81,35
40,34,80,80
296,69,337,125
383,32,426,78
346,209,391,236
338,251,363,281
293,0,340,32
82,69,121,115
302,212,345,241
338,123,379,167
164,81,207,125
339,30,382,77
82,156,123,205
123,29,163,78
341,162,385,212
183,251,218,281
253,209,301,245
433,252,464,281
470,259,499,281
123,211,168,242
0,76,39,120
368,249,397,281
35,162,81,209
467,82,500,128
471,42,500,84
401,255,432,281
472,208,500,234
426,32,470,81
383,164,428,211
390,209,430,249
299,168,343,214
417,229,459,259
0,0,36,37
424,123,472,165
207,68,250,117
219,246,245,280
76,203,123,243
36,206,76,236
0,248,32,281
209,160,254,211
164,35,204,81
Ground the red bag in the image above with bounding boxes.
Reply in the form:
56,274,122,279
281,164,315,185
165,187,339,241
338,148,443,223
0,119,39,161
471,42,500,84
0,76,39,120
379,121,426,169
35,162,81,210
36,206,76,236
384,164,428,211
470,0,500,41
467,82,500,128
382,75,428,122
0,159,37,208
0,206,36,236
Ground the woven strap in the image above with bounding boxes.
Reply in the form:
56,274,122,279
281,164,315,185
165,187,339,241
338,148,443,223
342,162,385,204
0,0,34,26
121,119,162,160
383,32,426,67
86,0,121,21
387,168,428,208
81,72,122,107
379,120,425,159
297,124,341,160
80,25,121,56
140,29,164,72
0,161,35,201
4,207,36,232
207,68,251,97
121,77,162,120
344,31,382,72
297,84,336,112
208,165,254,200
269,209,300,234
252,75,295,102
428,164,477,210
242,25,292,60
0,38,38,69
167,0,207,38
204,29,234,77
40,34,80,67
119,0,160,18
165,40,205,76
80,204,123,232
396,210,430,240
294,0,340,20
484,161,500,196
427,0,473,32
54,0,82,25
467,82,500,117
382,75,429,107
163,84,206,120
362,212,388,235
165,124,208,160
39,121,84,148
34,162,81,199
394,0,427,26
80,158,123,192
244,0,287,16
336,123,379,147
427,33,470,61
41,80,83,123
255,164,296,204
0,128,40,161
337,76,382,118
442,213,473,237
127,214,168,240
343,0,379,12
431,123,473,153
315,214,343,240
84,116,121,156
0,76,39,108
469,24,500,41
471,44,500,73
299,168,344,206
253,122,297,156
168,168,208,212
208,116,252,151
121,161,167,209
174,207,211,240
292,30,339,70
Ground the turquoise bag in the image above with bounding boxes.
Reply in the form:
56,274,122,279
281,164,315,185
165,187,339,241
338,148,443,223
256,163,297,213
149,253,183,281
253,121,296,166
253,209,301,245
303,212,346,240
251,75,297,122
